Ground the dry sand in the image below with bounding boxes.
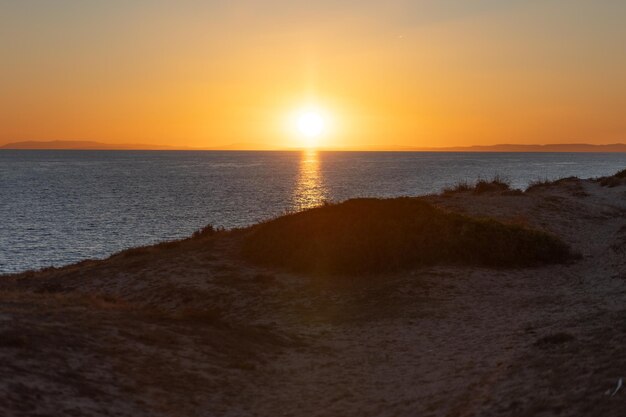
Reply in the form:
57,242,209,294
0,176,625,416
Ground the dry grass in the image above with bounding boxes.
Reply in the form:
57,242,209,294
526,178,553,191
614,168,626,179
474,176,511,194
242,198,575,275
443,180,473,194
191,224,219,240
444,175,517,195
598,168,626,187
526,176,580,192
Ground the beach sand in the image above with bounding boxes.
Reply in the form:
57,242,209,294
0,175,625,416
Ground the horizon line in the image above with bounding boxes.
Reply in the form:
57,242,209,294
1,140,626,152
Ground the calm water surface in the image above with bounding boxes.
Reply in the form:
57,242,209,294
1,150,625,273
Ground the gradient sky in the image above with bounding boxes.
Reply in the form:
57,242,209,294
1,0,625,149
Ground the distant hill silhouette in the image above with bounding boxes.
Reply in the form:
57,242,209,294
0,140,191,150
1,140,625,152
349,143,626,152
405,143,626,152
0,140,282,151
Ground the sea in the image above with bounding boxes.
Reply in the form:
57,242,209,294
1,150,625,274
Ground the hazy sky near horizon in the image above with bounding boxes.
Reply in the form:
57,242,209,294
1,1,625,149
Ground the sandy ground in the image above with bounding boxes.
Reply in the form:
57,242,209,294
0,176,625,416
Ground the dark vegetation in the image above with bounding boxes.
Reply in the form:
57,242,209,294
112,224,220,262
527,169,625,191
242,198,575,275
526,177,590,197
598,168,626,187
526,178,556,191
614,168,626,179
192,224,218,239
474,176,511,194
443,180,473,194
443,175,522,195
526,176,580,192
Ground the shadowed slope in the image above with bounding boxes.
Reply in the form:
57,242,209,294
242,198,574,274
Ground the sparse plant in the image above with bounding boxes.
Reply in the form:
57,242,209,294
443,180,472,194
192,224,217,239
526,178,552,192
443,176,514,195
597,168,626,187
473,175,511,194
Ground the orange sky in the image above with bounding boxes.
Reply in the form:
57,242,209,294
1,1,625,149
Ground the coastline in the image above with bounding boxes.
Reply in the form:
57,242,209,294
1,171,625,416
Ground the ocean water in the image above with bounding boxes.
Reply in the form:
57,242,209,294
1,150,625,274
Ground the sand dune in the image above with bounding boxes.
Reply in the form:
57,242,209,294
0,172,625,416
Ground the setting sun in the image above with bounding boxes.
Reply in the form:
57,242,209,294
289,106,331,148
297,111,325,139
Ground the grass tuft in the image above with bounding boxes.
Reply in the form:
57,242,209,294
474,175,511,194
526,178,553,192
443,180,472,194
443,175,515,195
595,168,626,187
192,224,218,240
526,177,581,192
242,198,575,275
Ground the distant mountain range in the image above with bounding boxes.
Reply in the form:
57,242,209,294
0,140,280,151
1,140,626,152
0,140,191,150
398,143,626,152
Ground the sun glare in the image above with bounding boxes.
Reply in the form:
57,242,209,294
297,111,324,138
290,106,330,148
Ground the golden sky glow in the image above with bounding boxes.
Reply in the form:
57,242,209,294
1,1,625,149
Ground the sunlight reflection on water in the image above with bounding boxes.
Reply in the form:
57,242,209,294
2,150,626,273
292,150,327,211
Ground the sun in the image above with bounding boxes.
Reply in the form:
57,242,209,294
290,106,330,148
297,111,325,139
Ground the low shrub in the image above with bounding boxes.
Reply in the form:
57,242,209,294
443,181,472,194
597,169,626,187
526,178,552,192
474,175,511,194
242,198,575,275
192,224,217,239
443,175,514,195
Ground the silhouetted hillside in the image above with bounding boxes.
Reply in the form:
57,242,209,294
0,140,190,150
242,198,574,274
